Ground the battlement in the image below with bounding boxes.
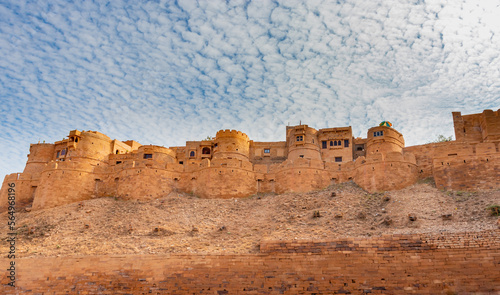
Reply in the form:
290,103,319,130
215,129,249,140
75,130,111,140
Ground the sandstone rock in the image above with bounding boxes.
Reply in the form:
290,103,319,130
380,216,393,226
442,214,453,220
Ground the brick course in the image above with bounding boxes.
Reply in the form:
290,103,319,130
2,230,498,294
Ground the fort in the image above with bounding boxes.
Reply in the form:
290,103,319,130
0,109,499,293
1,109,499,210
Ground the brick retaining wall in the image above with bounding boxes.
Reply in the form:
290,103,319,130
1,230,499,294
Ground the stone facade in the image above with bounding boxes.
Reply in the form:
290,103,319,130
1,109,499,210
1,230,499,294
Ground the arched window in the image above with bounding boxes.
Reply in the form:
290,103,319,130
189,151,195,157
202,147,211,154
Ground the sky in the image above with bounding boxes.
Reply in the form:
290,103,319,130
1,0,499,179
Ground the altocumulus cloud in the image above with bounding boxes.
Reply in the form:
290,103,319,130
0,0,499,179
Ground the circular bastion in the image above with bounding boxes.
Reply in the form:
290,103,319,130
213,129,250,161
365,126,405,156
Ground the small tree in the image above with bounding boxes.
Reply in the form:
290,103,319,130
428,135,453,143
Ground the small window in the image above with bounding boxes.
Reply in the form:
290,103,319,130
296,135,303,142
116,150,119,154
344,140,349,148
116,161,122,164
56,151,60,158
299,155,304,158
333,141,337,146
60,149,66,156
75,138,79,143
264,148,270,153
202,147,211,154
144,153,153,159
335,157,342,162
357,146,363,151
214,143,218,148
179,161,183,165
322,141,327,149
330,141,333,146
189,151,195,157
374,131,384,137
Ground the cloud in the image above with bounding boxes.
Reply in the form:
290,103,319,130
0,0,499,179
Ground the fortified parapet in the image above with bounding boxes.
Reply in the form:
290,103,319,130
286,125,321,160
365,126,404,157
453,109,500,142
354,125,417,192
28,130,115,210
63,130,113,162
23,143,55,176
213,130,250,161
137,145,177,164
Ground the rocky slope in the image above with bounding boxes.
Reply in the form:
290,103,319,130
1,180,499,257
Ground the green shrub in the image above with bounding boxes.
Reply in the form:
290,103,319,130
487,204,500,216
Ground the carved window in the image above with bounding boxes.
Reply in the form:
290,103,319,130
202,147,211,154
60,149,66,156
264,148,270,153
374,131,384,137
296,135,303,142
56,151,60,158
189,151,195,158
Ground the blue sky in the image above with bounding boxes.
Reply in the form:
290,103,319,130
1,0,499,179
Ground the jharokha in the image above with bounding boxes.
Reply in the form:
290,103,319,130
1,109,499,210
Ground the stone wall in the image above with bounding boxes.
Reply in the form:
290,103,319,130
433,153,500,191
32,161,97,210
1,230,498,294
405,140,499,190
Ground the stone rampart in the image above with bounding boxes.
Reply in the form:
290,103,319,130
1,230,498,294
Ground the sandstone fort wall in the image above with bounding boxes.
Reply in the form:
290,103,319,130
1,230,498,294
1,109,499,210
